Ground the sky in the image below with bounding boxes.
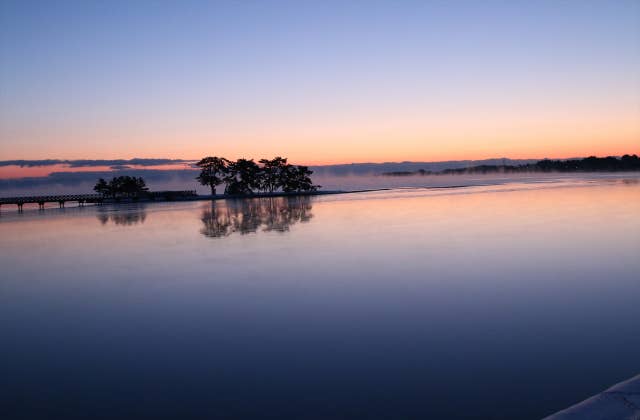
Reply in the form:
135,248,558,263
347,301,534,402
1,0,639,165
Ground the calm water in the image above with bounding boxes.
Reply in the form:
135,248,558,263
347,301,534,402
1,179,639,419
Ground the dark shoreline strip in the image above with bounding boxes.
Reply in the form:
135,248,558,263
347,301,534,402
0,189,391,210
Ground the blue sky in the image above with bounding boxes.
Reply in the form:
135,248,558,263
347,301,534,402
1,0,638,162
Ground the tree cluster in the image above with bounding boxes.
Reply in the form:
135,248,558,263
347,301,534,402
531,155,640,172
93,176,149,198
196,156,319,195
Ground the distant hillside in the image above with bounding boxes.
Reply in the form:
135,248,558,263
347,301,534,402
310,158,539,176
382,155,640,176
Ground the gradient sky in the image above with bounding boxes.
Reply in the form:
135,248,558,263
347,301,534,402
1,0,638,164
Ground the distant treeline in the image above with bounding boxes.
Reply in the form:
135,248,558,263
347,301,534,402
382,155,640,176
196,156,319,195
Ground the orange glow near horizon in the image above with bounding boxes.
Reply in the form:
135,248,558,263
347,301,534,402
3,115,638,167
3,95,638,166
2,1,639,170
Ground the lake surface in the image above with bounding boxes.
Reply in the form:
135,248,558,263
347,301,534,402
1,178,639,419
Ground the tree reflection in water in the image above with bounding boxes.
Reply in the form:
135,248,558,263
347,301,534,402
97,205,147,226
200,196,313,238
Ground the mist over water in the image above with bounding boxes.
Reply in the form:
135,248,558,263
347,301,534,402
312,171,640,190
1,178,639,419
2,168,638,198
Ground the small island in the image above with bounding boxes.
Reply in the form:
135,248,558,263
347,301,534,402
1,156,330,211
92,156,320,200
3,154,638,212
194,156,318,196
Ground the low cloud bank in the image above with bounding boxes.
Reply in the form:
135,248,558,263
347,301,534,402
0,158,193,168
310,158,539,176
0,158,545,196
0,169,200,196
1,157,538,171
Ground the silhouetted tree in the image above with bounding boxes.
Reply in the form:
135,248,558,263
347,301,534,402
258,156,288,192
93,178,110,196
120,177,148,197
281,164,318,192
196,155,320,195
196,156,228,195
225,158,261,195
135,177,148,194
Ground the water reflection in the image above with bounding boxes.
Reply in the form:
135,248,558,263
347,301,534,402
200,196,313,238
97,205,147,226
1,181,639,420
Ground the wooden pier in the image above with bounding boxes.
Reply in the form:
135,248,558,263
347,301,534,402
0,189,378,212
0,194,102,211
0,191,197,211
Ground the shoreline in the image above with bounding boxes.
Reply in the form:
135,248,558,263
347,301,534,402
0,188,390,213
2,175,638,213
193,188,390,201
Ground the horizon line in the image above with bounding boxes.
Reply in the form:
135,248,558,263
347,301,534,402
2,153,638,169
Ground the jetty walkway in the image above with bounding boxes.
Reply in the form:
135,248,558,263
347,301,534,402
0,189,388,212
0,190,197,211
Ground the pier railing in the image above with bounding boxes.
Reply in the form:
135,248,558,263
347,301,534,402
0,190,197,210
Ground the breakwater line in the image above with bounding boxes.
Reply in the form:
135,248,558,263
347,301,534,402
0,189,389,212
